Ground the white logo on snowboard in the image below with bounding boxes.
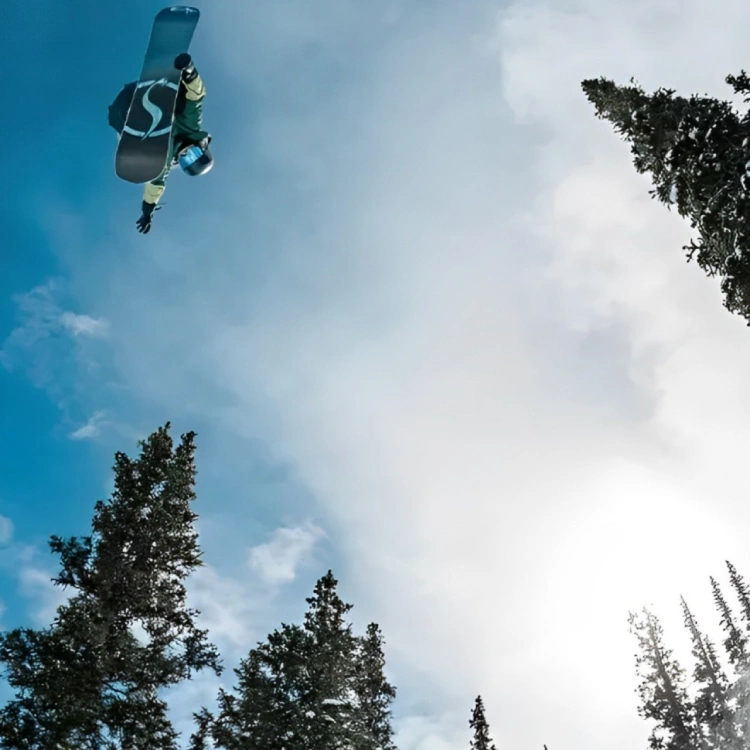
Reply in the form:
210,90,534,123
123,78,179,140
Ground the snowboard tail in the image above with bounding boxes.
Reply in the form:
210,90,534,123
115,7,200,184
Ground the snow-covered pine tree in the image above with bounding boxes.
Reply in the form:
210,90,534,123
629,607,701,750
680,596,737,748
0,424,222,750
581,74,750,322
469,695,497,750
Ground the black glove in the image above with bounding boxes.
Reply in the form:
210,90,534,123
174,52,197,81
174,52,191,69
136,200,156,234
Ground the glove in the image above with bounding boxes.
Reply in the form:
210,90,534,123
136,200,156,234
174,52,197,81
174,52,192,69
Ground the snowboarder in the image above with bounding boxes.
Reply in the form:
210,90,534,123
108,52,213,234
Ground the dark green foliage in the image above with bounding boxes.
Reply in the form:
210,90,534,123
351,623,398,750
727,561,750,629
711,571,750,743
711,576,748,669
723,562,750,743
629,564,750,748
680,596,735,747
629,607,699,750
581,74,750,322
0,424,222,749
193,571,397,750
469,696,497,750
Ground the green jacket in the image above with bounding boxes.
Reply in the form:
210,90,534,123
145,72,209,203
110,73,209,204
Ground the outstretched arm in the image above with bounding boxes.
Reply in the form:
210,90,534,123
143,179,166,206
183,70,205,102
136,174,167,234
135,54,204,234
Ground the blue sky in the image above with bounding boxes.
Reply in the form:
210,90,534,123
0,0,337,708
5,0,750,748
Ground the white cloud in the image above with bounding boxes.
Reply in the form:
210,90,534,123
18,562,72,626
247,524,323,586
3,282,109,353
51,0,750,748
59,311,109,338
2,282,64,361
187,563,267,655
2,280,111,402
69,410,106,440
393,712,467,750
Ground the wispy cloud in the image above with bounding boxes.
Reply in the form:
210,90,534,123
2,280,114,433
247,523,323,587
394,713,467,750
3,281,108,351
69,410,106,441
18,560,71,626
2,282,64,363
59,312,109,338
188,563,267,655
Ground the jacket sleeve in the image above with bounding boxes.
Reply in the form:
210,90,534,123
143,164,169,205
183,72,205,102
143,179,166,205
177,73,208,141
141,74,206,205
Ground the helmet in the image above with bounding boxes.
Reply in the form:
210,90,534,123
178,138,214,176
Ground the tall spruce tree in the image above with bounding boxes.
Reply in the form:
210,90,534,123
351,623,397,750
727,561,750,629
723,562,750,744
680,596,736,748
0,424,222,749
581,74,750,321
711,576,748,669
629,607,700,750
193,571,397,750
469,695,497,750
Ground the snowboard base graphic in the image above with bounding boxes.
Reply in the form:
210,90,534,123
115,7,200,184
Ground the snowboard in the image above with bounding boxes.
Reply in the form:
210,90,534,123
115,6,200,184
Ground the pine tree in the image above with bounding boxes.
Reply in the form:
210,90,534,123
351,623,398,750
194,571,397,750
727,561,750,629
680,596,736,748
711,576,748,669
469,695,497,750
629,607,700,749
581,74,750,322
723,562,750,745
0,424,222,749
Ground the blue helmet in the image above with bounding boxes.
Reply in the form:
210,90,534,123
178,138,214,176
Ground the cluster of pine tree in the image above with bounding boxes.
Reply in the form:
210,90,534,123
190,571,398,750
629,561,750,749
0,425,398,749
0,425,523,749
581,71,750,322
